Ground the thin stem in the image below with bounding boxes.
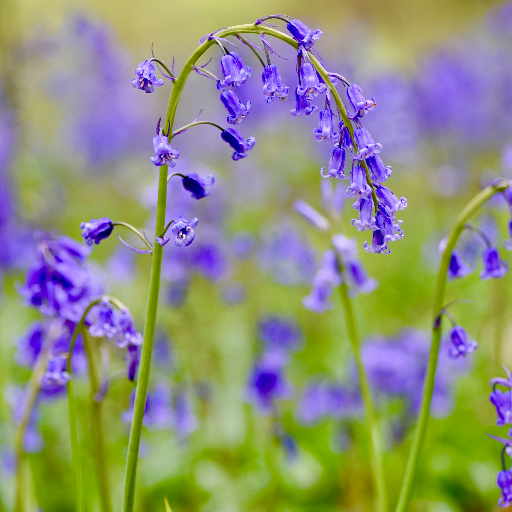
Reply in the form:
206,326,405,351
394,181,510,512
14,344,51,512
338,283,387,512
167,172,185,183
112,222,153,251
236,34,266,68
171,120,224,138
158,219,175,239
82,329,112,512
149,58,175,81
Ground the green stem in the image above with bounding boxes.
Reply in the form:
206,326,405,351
82,330,112,512
339,283,387,512
171,120,224,138
394,181,510,512
14,344,51,512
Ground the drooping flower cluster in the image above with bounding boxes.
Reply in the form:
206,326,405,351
488,367,512,508
295,181,377,312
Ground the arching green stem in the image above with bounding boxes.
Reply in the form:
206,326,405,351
338,282,387,512
171,120,224,138
14,342,51,512
112,222,153,252
121,23,381,512
394,181,510,512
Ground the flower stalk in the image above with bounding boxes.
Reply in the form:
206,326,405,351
395,180,510,512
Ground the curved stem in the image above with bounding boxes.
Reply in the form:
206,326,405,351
394,181,510,512
339,283,387,512
150,58,175,81
14,344,51,512
236,34,266,68
171,120,224,138
112,222,153,251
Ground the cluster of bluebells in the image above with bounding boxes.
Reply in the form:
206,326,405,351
488,367,512,508
294,181,377,313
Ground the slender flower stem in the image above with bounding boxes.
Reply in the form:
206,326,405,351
171,120,224,138
338,282,387,512
82,329,112,512
394,181,510,512
121,23,376,512
14,343,51,512
112,222,153,251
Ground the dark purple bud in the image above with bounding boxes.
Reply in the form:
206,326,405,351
80,217,114,246
221,127,255,160
131,60,164,93
286,19,323,50
314,107,339,142
262,64,289,102
220,89,251,125
447,325,477,359
182,173,215,200
217,52,251,89
290,87,318,117
170,216,198,247
480,246,508,280
447,250,472,281
151,134,180,167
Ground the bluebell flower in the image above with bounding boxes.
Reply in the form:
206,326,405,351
258,317,302,351
351,197,376,231
151,134,180,167
286,19,323,50
217,52,251,89
293,200,330,231
480,246,508,280
447,325,477,359
375,207,403,244
220,89,251,125
314,107,339,142
16,322,45,367
18,234,93,321
262,64,289,102
290,87,318,117
87,298,118,338
447,250,472,281
80,217,114,246
345,160,372,199
331,234,358,260
221,127,255,160
41,355,70,392
182,173,215,200
367,155,392,183
303,249,342,312
352,126,382,160
171,216,198,247
375,185,407,213
347,84,376,119
297,60,327,102
114,309,143,348
497,470,512,508
364,229,391,255
246,349,291,412
320,147,347,179
131,60,164,93
505,219,512,250
490,389,512,426
345,259,377,296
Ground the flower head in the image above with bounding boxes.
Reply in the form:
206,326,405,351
151,134,180,167
217,52,251,89
352,126,382,160
345,160,372,199
490,389,512,427
115,309,143,348
497,470,512,508
88,299,118,338
220,89,251,125
347,84,376,119
131,60,164,93
221,127,255,160
286,19,323,50
351,197,376,232
171,216,198,247
321,146,347,179
375,185,407,213
367,155,392,183
447,325,477,359
290,87,318,117
447,250,472,281
480,246,508,280
261,64,289,102
297,60,327,102
80,218,114,246
314,107,339,142
181,173,215,200
364,229,391,255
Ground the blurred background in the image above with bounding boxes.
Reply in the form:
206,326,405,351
1,0,512,510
